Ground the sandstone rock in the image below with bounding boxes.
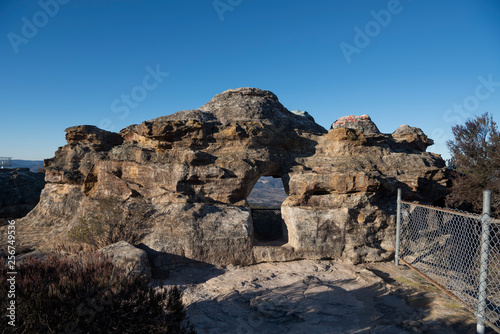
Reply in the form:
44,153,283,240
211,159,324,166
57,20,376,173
331,114,380,135
392,124,434,151
44,125,123,185
6,88,449,267
198,88,325,133
100,241,152,280
65,125,124,148
0,168,45,219
291,109,316,123
176,260,475,333
141,203,254,267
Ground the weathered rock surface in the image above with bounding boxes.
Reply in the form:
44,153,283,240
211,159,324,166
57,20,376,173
165,260,477,334
100,241,152,280
7,87,449,267
291,109,316,123
0,168,45,219
331,114,380,135
392,124,435,151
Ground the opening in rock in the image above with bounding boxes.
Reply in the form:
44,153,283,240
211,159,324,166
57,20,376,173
247,176,288,246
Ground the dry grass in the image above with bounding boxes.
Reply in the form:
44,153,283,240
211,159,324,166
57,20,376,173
68,197,152,249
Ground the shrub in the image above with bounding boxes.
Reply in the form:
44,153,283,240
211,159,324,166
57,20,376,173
69,197,152,249
446,113,500,217
0,252,195,334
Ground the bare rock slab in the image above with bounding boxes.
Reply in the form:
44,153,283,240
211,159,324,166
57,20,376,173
173,260,475,334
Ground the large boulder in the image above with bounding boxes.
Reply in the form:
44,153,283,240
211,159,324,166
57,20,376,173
331,114,380,135
100,241,152,280
392,124,434,151
5,88,449,267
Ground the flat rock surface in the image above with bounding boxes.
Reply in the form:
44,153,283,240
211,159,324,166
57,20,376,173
160,260,491,334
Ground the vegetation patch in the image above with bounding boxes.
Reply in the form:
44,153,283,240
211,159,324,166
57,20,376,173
446,112,499,218
0,251,194,334
69,197,152,249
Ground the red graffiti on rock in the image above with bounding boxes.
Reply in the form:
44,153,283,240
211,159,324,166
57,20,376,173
333,114,369,125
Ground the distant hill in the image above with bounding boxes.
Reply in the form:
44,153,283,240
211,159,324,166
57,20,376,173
2,160,44,172
247,177,288,208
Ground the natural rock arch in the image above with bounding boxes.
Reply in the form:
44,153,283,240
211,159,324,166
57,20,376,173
14,88,449,267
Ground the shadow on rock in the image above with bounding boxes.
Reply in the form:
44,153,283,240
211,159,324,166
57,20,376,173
137,243,226,284
182,262,482,334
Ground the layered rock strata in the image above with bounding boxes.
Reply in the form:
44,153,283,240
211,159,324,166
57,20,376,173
14,88,448,266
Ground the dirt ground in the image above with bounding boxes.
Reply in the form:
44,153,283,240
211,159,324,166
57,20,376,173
159,259,497,334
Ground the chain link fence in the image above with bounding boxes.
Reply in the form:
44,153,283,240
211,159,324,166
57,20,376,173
396,190,500,333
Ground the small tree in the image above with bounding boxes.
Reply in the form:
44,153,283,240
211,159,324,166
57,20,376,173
446,113,500,217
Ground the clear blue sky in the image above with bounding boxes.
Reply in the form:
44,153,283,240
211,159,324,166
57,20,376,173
1,0,499,160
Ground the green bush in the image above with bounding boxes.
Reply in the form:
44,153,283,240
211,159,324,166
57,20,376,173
0,252,195,334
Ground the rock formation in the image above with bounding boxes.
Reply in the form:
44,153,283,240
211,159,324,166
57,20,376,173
0,168,45,219
331,114,380,135
10,87,448,267
101,241,152,280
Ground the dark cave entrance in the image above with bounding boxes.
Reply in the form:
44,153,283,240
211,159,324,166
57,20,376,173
247,176,288,246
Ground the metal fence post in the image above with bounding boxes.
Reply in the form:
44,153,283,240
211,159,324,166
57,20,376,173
477,190,492,334
395,188,402,266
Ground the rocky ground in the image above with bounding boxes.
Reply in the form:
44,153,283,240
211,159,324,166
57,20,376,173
159,259,494,334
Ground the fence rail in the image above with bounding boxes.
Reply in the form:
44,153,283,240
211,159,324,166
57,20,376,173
395,190,500,334
0,157,12,168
